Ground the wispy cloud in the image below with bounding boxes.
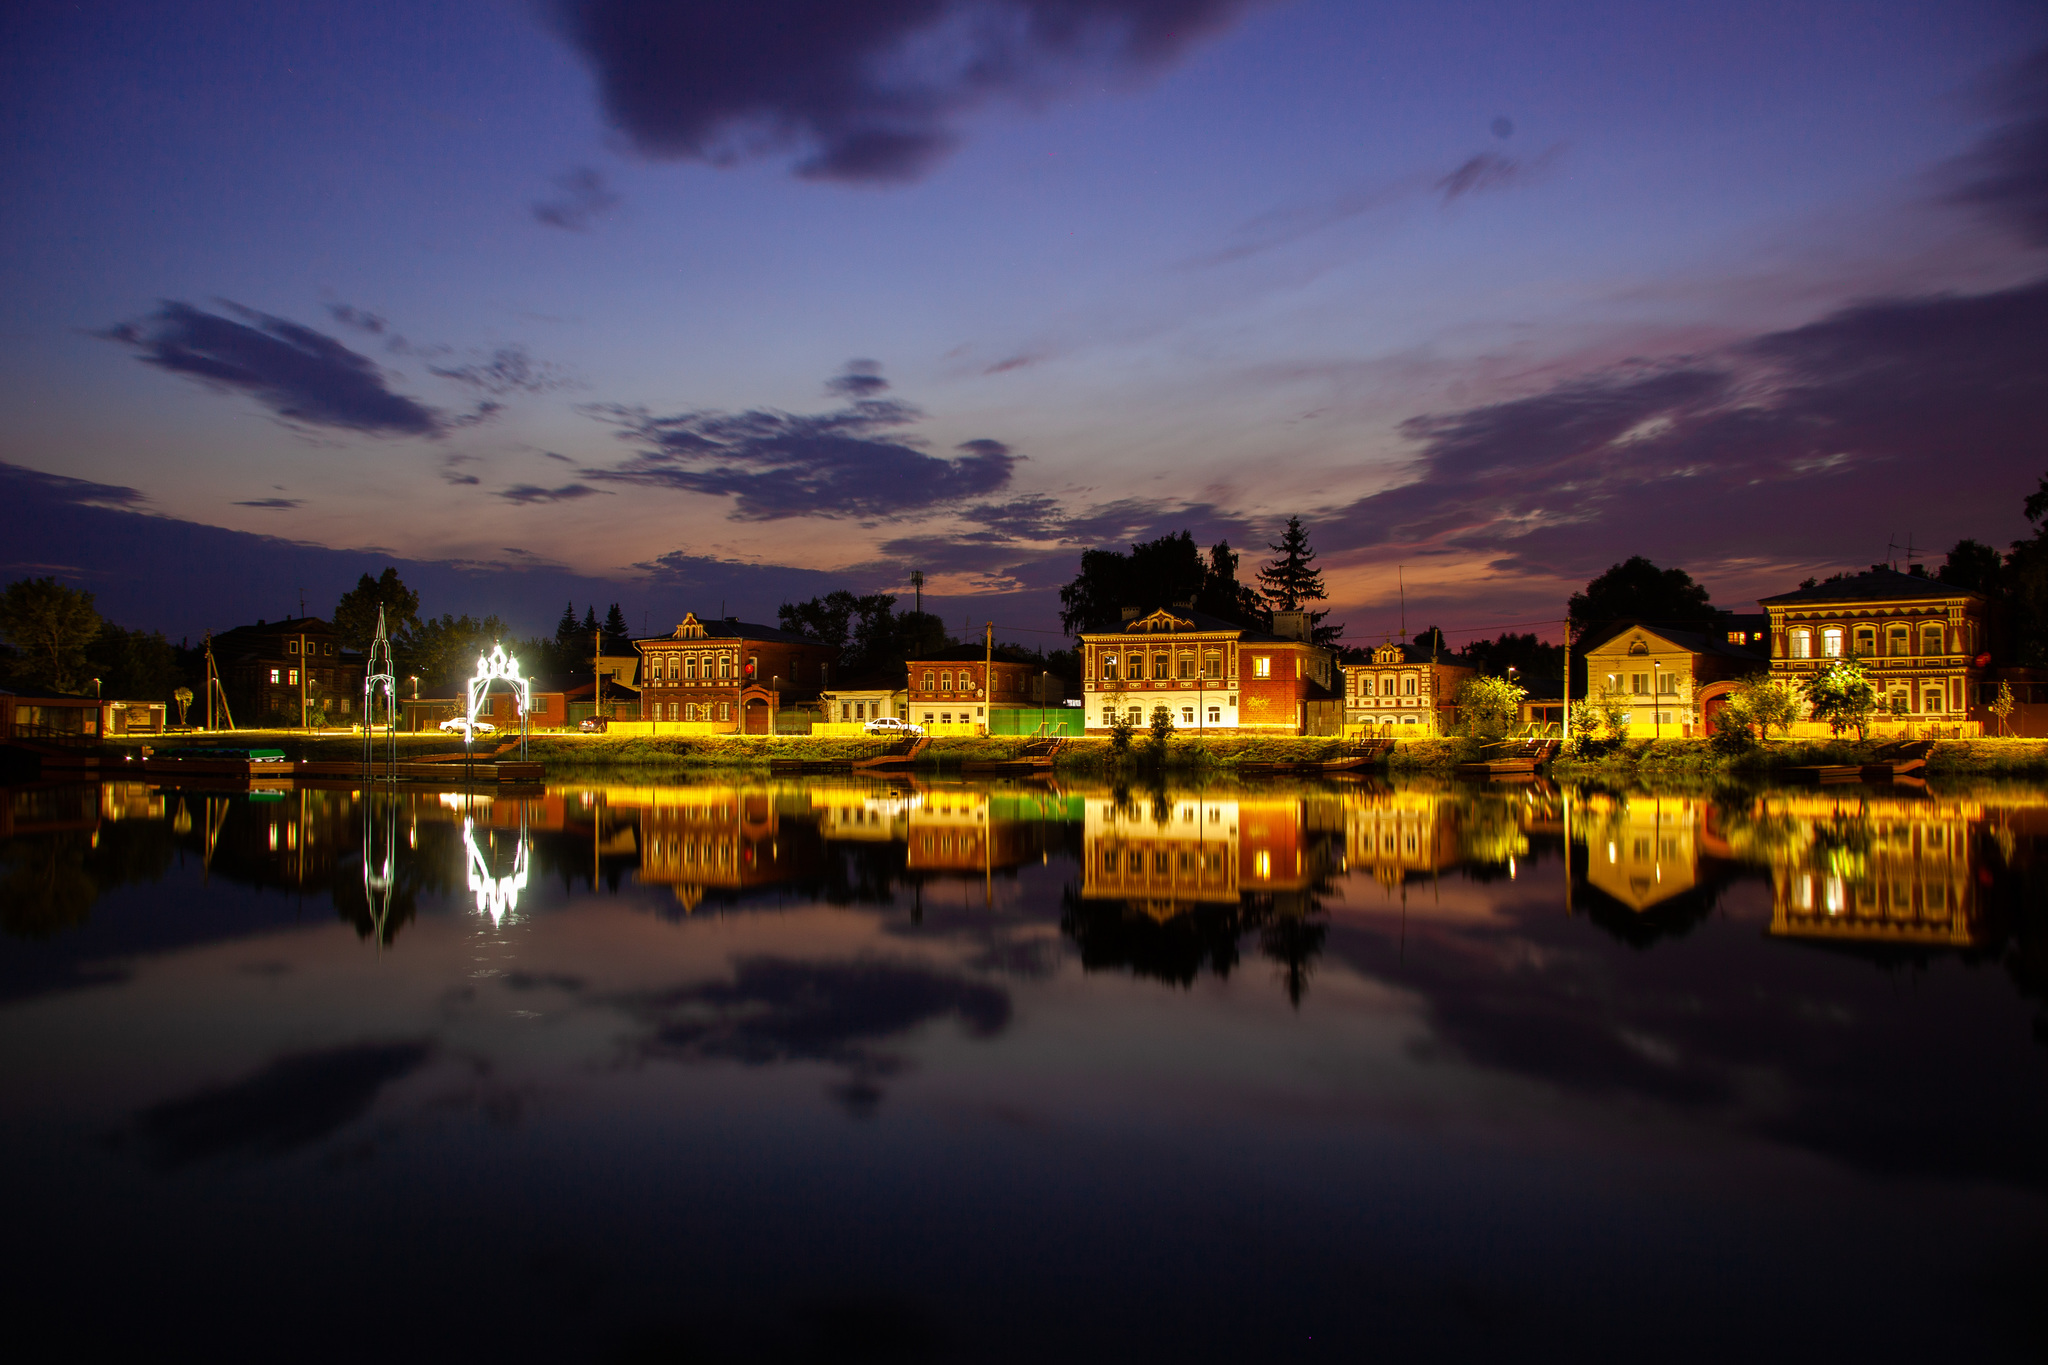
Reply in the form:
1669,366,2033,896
496,483,609,504
1943,44,2048,247
232,497,302,510
532,165,622,230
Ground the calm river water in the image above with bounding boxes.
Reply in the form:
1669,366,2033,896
3,773,2046,1361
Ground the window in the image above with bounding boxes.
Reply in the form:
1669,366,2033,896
1128,707,1143,724
1924,688,1944,714
747,655,758,678
1102,654,1118,681
720,657,731,679
1789,629,1811,659
1382,676,1396,696
924,713,935,725
1181,707,1195,724
1656,672,1678,695
325,643,334,655
533,696,548,713
1886,625,1909,657
1253,656,1272,678
1821,627,1843,658
1204,653,1222,678
1403,675,1417,696
685,656,697,680
1630,673,1648,695
667,702,679,721
1852,627,1876,657
922,670,935,690
1208,706,1221,724
1178,655,1195,679
1922,624,1945,655
1153,654,1170,681
940,671,953,692
288,668,299,685
269,668,280,684
289,640,300,654
719,702,731,720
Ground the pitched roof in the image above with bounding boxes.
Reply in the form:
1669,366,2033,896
1081,607,1305,643
1344,641,1477,667
1759,566,1982,606
908,643,1043,665
634,618,831,648
1587,622,1766,663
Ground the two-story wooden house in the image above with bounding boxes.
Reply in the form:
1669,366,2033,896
1078,608,1338,735
903,644,1047,733
1758,567,1989,728
1342,642,1477,734
633,612,839,734
210,616,366,728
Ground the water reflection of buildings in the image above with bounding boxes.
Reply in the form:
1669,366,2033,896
626,786,822,912
1572,793,1717,913
1082,794,1320,917
1747,794,1984,949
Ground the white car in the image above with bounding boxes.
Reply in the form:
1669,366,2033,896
863,717,923,736
439,718,497,736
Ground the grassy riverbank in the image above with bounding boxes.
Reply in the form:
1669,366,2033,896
1553,736,2048,779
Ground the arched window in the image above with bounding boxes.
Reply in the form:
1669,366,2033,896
1789,629,1811,659
1852,627,1876,657
1821,627,1844,658
1382,676,1396,696
1404,675,1417,696
1102,654,1118,681
1886,625,1909,657
940,671,953,692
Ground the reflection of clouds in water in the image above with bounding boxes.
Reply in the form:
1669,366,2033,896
619,956,1010,1116
120,1041,432,1172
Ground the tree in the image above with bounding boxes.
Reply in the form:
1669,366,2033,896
1058,531,1264,635
553,601,581,647
1990,680,2016,736
1464,632,1564,681
1729,674,1800,738
778,592,950,679
1567,557,1716,637
1256,516,1341,644
332,569,421,653
1938,539,2005,598
2005,471,2048,666
1454,675,1526,740
1801,660,1877,739
602,604,633,656
0,577,101,692
398,613,511,694
1412,626,1449,656
91,624,183,702
779,591,859,647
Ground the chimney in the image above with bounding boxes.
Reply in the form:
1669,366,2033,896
1271,610,1311,642
1872,564,1887,573
1120,606,1142,622
1909,563,1927,578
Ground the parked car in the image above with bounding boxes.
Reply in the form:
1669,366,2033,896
438,717,496,736
863,717,923,736
578,716,608,733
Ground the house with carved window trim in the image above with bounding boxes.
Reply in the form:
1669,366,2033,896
1078,608,1339,735
633,612,839,735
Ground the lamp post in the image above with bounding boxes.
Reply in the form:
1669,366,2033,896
1652,661,1661,741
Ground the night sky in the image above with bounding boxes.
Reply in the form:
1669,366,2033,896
3,1,2045,643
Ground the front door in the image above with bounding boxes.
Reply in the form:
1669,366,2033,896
744,697,772,734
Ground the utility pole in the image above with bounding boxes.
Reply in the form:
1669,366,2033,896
593,624,604,720
984,621,993,737
299,630,309,730
911,570,924,615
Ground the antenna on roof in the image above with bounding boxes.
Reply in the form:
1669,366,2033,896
1885,533,1903,571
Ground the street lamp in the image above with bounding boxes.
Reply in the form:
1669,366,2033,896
409,675,419,700
1652,661,1661,740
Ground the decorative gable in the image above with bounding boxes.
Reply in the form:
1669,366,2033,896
675,612,708,639
1126,609,1196,633
1373,644,1403,665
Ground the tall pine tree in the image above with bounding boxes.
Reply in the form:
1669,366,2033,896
1256,517,1341,644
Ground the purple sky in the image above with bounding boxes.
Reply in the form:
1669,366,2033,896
3,1,2044,645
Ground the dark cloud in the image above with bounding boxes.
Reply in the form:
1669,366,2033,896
438,454,483,486
532,164,622,230
497,482,609,504
0,463,147,510
122,1041,431,1171
1436,150,1522,202
620,955,1008,1112
582,372,1018,519
232,497,302,510
546,0,1260,184
429,346,567,396
1323,274,2048,586
1944,45,2048,247
825,358,888,399
102,301,444,437
324,303,389,335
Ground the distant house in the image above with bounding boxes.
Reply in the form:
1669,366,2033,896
903,644,1050,733
820,673,909,727
208,616,366,728
0,687,165,740
1078,608,1339,736
1758,566,1989,729
401,684,568,733
1342,642,1476,734
1582,623,1766,738
634,612,839,734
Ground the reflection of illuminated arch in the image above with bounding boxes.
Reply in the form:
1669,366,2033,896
463,816,529,925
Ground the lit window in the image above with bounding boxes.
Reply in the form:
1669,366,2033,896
1153,654,1170,680
288,669,298,685
1852,627,1875,657
1178,656,1195,679
1789,629,1811,659
269,669,280,684
1382,676,1396,696
940,671,952,692
1656,673,1678,695
1207,707,1221,723
1403,676,1416,696
1204,653,1222,678
1253,656,1271,678
1822,628,1844,658
1181,707,1194,723
720,702,731,720
1102,655,1118,681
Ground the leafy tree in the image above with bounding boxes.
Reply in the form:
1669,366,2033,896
1412,625,1449,656
332,569,421,653
1595,684,1631,741
1256,516,1341,644
1938,538,2005,598
1567,556,1716,637
1058,531,1263,635
1108,709,1135,756
1801,659,1877,738
1148,704,1174,760
397,613,512,694
91,624,183,702
1464,631,1564,681
778,591,951,680
2005,471,2048,666
1454,675,1526,740
1728,673,1800,737
0,577,102,692
1990,680,2016,736
779,591,860,647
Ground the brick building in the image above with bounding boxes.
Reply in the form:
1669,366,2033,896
633,612,839,734
1078,608,1338,735
1342,642,1477,733
210,617,365,728
1758,567,1989,728
904,643,1049,732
